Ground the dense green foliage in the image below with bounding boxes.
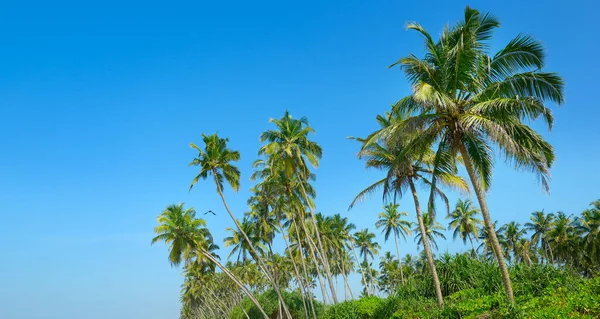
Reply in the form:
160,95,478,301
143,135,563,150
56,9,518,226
321,255,600,319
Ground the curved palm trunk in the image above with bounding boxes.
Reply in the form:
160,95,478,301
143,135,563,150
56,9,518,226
298,218,331,304
207,287,231,318
292,218,330,307
240,303,251,319
350,243,371,297
299,182,339,303
212,174,293,319
408,178,444,307
336,249,355,300
277,221,312,319
198,249,269,319
459,145,515,304
393,235,405,285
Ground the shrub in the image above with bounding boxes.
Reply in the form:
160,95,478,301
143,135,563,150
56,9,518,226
321,301,360,319
355,296,382,319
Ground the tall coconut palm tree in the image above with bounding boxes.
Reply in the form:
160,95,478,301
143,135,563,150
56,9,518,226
576,201,600,271
548,212,578,266
524,210,555,264
499,221,526,263
375,203,412,284
351,110,467,307
448,199,482,256
151,204,208,267
189,133,291,318
223,217,266,262
259,111,338,303
329,214,356,300
353,228,380,293
414,212,447,251
382,7,564,303
378,251,401,294
151,203,268,319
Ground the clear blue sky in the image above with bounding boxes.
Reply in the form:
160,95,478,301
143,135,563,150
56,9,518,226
1,0,598,318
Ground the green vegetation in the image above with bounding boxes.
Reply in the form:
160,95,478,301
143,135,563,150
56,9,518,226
150,6,600,319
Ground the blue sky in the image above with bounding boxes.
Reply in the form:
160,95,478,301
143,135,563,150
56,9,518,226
1,0,599,318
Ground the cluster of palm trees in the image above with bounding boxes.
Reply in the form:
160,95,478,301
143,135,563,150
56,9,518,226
149,6,581,319
375,200,600,295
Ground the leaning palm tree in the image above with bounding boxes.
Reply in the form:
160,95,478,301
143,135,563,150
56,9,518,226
151,203,268,319
414,212,447,251
151,204,208,267
448,199,482,256
525,210,555,264
259,110,337,303
351,110,467,307
383,6,564,303
189,133,291,318
353,229,380,294
259,111,338,303
223,217,266,262
375,203,412,284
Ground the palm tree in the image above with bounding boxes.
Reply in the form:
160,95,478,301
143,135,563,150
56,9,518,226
414,212,447,251
549,212,578,266
448,199,482,256
351,110,467,307
375,203,412,284
259,111,338,303
151,204,208,266
384,7,564,303
151,203,269,319
329,214,356,300
378,251,401,294
189,133,291,318
224,217,266,262
478,221,501,261
354,229,380,294
525,210,555,264
576,201,600,272
499,221,526,263
515,238,535,265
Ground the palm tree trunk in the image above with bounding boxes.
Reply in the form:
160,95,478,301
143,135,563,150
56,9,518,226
212,174,293,319
393,235,405,285
293,218,330,306
299,218,332,304
198,248,269,319
546,239,555,267
207,287,230,318
408,177,444,307
276,221,312,319
299,182,339,303
468,234,477,258
336,249,354,300
337,263,353,300
458,145,515,304
350,244,370,297
240,303,251,319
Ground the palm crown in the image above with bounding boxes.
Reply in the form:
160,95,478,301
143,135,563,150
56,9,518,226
387,7,563,192
151,203,210,266
190,133,241,192
376,203,412,241
448,199,482,245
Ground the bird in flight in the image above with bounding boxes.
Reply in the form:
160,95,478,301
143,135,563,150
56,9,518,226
204,210,216,215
